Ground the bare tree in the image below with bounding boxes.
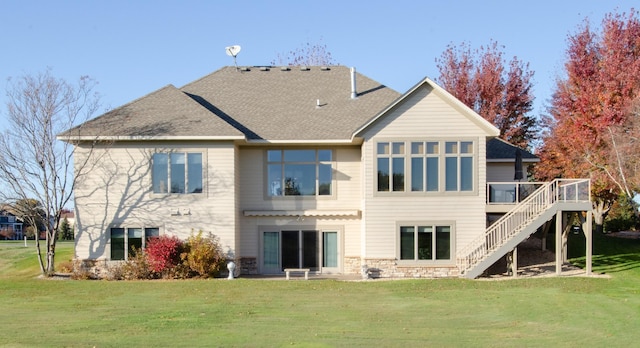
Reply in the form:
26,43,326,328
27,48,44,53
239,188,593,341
0,69,101,275
271,39,336,66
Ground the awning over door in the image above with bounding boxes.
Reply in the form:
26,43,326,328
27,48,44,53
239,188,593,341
243,210,360,217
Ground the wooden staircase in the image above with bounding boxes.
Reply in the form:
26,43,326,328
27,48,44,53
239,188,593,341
457,179,590,279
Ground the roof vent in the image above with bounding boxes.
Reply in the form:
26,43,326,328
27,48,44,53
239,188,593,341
350,67,357,99
320,66,330,71
280,66,290,71
259,66,270,71
300,66,309,71
239,67,250,72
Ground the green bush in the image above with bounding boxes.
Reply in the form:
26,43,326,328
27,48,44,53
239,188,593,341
605,217,635,233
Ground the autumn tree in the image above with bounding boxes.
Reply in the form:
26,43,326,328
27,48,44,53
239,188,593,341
0,70,101,275
536,9,640,232
436,40,536,148
271,39,336,66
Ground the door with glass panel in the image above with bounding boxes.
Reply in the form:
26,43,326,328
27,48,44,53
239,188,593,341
321,231,339,273
262,230,340,274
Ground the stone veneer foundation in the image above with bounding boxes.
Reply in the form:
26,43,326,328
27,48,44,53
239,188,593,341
75,257,458,279
359,258,459,278
237,257,258,275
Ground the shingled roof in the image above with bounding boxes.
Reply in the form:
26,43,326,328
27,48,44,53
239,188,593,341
486,138,538,162
60,66,401,142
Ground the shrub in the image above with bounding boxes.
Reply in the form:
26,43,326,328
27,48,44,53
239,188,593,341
145,235,183,278
57,260,74,273
70,260,95,280
181,231,226,278
107,248,153,280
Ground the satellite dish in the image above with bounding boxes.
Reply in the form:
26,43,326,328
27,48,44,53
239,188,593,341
225,45,241,70
225,45,241,57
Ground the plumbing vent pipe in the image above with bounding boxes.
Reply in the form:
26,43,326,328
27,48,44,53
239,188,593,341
350,67,357,99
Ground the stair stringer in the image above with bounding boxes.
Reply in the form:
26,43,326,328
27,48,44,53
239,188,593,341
462,202,560,279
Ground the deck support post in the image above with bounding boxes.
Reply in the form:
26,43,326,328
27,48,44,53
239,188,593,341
555,210,563,275
585,210,593,275
512,247,518,278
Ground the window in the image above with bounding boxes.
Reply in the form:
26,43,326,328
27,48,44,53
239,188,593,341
152,152,202,194
410,141,439,192
399,224,452,262
267,149,333,196
110,227,160,261
377,142,405,192
445,141,473,192
377,140,475,193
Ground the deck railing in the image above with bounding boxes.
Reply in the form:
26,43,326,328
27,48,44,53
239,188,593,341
458,178,590,276
487,182,544,204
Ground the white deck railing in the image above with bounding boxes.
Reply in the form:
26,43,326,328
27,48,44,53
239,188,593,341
458,178,590,276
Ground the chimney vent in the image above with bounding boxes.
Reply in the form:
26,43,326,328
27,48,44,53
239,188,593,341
350,67,357,99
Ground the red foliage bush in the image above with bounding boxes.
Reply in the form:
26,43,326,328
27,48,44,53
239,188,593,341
145,235,183,275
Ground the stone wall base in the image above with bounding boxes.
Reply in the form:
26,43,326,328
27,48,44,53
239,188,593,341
237,257,258,275
359,258,460,278
74,259,109,279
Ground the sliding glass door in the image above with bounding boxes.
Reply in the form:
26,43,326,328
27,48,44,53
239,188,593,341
262,229,339,274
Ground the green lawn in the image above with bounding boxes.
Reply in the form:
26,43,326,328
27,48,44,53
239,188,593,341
1,235,639,347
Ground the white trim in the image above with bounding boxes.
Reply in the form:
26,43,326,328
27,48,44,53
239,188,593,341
244,210,360,217
245,139,360,145
352,77,500,139
57,135,246,141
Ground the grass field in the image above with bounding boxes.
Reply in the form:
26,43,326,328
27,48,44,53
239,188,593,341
0,234,639,347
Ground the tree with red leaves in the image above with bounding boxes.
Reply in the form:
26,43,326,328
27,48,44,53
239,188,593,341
536,9,640,232
436,40,536,148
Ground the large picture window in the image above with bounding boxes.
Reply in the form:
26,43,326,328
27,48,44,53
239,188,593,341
399,224,452,262
267,149,333,196
152,152,202,194
376,140,475,193
110,227,160,261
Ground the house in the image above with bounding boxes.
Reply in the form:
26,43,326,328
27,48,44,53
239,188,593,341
59,66,592,278
0,209,24,240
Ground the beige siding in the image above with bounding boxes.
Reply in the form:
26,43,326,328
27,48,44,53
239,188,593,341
238,146,362,260
73,141,237,260
359,84,491,260
487,162,529,182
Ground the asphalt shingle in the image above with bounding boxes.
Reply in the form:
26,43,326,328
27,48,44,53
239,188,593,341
61,66,401,141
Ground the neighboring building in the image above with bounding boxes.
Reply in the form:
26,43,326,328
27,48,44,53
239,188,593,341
0,209,24,240
59,66,592,278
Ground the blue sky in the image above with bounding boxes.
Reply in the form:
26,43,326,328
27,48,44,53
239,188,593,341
1,1,636,120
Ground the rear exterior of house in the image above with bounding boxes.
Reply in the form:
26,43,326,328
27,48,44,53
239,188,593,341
61,66,591,278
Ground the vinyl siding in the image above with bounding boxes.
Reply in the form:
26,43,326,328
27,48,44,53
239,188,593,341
238,146,362,259
359,84,490,260
73,141,237,260
487,162,530,182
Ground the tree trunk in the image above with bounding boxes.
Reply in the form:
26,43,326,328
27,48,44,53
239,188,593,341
45,232,56,275
592,197,612,234
35,233,45,275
